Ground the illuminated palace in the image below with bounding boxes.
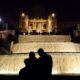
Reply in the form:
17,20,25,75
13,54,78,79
19,13,57,34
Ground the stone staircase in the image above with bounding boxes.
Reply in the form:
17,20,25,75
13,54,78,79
11,35,73,53
18,35,71,42
0,35,80,75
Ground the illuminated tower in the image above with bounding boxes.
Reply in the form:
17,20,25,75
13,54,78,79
20,13,29,32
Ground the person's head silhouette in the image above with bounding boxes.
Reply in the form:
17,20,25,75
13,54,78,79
29,51,35,58
24,52,35,65
38,48,46,57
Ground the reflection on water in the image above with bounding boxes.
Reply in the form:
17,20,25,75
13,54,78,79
0,53,80,75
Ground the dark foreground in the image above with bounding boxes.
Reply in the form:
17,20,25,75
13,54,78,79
0,75,80,80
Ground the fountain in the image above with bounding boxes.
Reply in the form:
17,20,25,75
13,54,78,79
0,33,80,75
0,53,80,75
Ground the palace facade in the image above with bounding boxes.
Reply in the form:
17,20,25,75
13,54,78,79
19,13,57,34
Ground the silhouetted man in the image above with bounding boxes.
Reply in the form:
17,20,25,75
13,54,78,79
19,52,37,80
37,48,52,80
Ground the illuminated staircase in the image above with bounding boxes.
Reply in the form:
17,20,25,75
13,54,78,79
11,35,73,53
18,35,71,42
12,42,80,53
0,35,80,76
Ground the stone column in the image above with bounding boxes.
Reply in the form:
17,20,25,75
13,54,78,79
48,16,52,33
34,22,37,30
41,22,44,33
25,15,28,32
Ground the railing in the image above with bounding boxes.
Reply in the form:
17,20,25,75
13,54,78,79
0,30,15,39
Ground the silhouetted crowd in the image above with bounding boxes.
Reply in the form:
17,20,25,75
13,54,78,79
19,48,52,80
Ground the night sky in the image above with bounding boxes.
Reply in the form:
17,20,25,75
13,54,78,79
0,0,80,24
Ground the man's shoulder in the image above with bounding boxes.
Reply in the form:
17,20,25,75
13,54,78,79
19,67,26,74
46,54,52,60
47,54,52,58
20,67,26,71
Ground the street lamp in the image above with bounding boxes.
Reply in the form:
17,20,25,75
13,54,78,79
21,13,25,17
0,17,4,30
0,18,2,23
52,13,55,17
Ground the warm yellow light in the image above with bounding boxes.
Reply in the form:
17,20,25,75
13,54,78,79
21,13,25,17
52,69,60,74
52,13,55,17
0,70,18,75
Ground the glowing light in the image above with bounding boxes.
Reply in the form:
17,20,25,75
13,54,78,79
70,67,80,74
21,13,25,17
52,69,60,74
0,70,18,75
0,18,2,22
52,13,55,17
73,70,80,74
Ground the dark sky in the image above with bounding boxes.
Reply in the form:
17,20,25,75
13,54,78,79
0,0,80,23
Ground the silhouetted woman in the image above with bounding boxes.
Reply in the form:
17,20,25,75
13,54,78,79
19,52,37,80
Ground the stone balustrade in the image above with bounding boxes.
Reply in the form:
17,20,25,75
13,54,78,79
0,30,15,39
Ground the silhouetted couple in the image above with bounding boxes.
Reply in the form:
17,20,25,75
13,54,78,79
19,48,52,80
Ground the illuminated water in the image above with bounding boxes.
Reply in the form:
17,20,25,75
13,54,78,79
12,42,80,53
1,35,80,75
18,35,71,42
0,53,80,75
